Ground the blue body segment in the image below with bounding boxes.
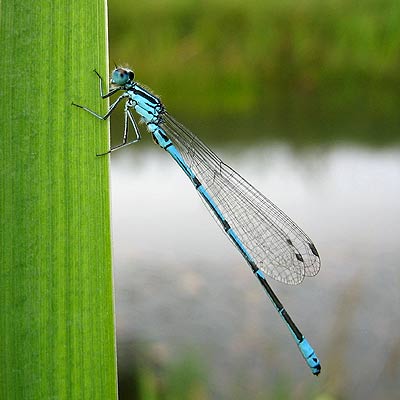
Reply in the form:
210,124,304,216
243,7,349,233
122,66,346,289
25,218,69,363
298,338,321,375
73,67,322,376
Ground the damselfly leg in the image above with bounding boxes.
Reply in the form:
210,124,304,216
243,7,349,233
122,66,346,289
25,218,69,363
72,71,141,156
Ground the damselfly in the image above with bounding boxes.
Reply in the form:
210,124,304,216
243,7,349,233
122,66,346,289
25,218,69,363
72,67,322,375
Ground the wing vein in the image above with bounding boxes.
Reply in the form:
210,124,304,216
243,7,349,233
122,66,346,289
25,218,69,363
162,113,320,285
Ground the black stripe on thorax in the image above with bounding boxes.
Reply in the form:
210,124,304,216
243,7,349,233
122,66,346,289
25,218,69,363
133,84,161,105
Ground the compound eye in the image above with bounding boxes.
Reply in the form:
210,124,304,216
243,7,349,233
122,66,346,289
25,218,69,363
111,68,133,85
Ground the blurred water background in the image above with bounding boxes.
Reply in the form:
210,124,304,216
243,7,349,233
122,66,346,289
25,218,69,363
107,1,400,399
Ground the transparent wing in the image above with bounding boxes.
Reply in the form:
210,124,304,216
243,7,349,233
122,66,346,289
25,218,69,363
161,113,321,285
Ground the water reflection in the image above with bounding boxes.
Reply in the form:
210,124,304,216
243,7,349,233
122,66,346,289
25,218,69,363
112,143,400,399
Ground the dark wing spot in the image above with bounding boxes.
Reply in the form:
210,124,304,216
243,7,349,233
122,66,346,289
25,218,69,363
308,242,319,257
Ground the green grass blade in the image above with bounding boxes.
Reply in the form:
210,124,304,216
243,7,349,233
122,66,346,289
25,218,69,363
0,1,117,399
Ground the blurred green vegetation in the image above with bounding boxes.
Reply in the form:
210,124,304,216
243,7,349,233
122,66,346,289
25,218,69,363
118,348,208,400
109,0,400,145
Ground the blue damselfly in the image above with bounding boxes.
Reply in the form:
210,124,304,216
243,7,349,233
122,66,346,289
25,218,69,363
73,67,322,375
